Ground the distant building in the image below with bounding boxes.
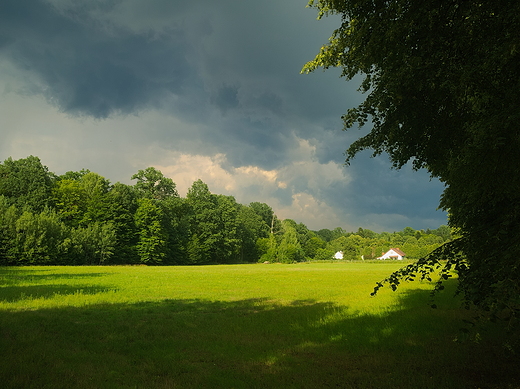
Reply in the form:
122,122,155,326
377,248,406,260
333,251,343,260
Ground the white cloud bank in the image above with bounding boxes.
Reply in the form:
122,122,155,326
153,137,352,230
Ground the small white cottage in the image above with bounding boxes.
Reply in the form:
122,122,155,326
378,248,406,260
333,251,344,260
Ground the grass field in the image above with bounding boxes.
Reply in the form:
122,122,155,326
1,262,518,388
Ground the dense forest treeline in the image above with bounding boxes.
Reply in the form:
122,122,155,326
0,156,451,265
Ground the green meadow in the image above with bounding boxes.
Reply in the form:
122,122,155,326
1,263,518,388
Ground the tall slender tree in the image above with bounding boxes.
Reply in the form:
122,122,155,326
186,179,218,264
134,198,168,265
104,182,140,264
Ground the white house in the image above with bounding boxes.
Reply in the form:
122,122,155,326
378,248,406,260
333,251,344,260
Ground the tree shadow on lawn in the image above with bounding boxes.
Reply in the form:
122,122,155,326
0,267,116,302
0,284,117,302
0,267,110,286
1,282,519,389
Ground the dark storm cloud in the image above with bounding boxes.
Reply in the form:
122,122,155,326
191,114,296,171
0,0,195,118
327,153,447,230
0,0,351,128
0,0,448,230
211,84,240,114
0,0,350,164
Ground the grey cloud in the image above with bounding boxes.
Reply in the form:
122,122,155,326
253,91,285,116
0,0,448,231
332,153,447,230
211,84,240,114
205,117,295,170
1,0,352,129
1,0,196,118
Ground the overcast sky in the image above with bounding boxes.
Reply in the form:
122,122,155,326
0,0,447,232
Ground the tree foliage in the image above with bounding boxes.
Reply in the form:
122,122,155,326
14,209,67,265
132,167,178,200
303,0,520,324
68,222,116,265
134,198,168,265
0,156,55,212
277,220,305,263
0,156,450,271
237,205,270,262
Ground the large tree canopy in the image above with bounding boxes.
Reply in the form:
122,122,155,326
0,156,55,213
303,0,520,323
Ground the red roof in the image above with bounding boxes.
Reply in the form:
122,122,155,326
389,248,406,256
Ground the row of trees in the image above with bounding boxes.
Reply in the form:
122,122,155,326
311,226,451,262
0,156,450,266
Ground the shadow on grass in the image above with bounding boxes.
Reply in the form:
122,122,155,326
0,267,109,286
0,267,115,302
0,281,518,389
0,284,117,302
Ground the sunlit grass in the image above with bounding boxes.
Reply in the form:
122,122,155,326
1,263,518,388
0,262,430,311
